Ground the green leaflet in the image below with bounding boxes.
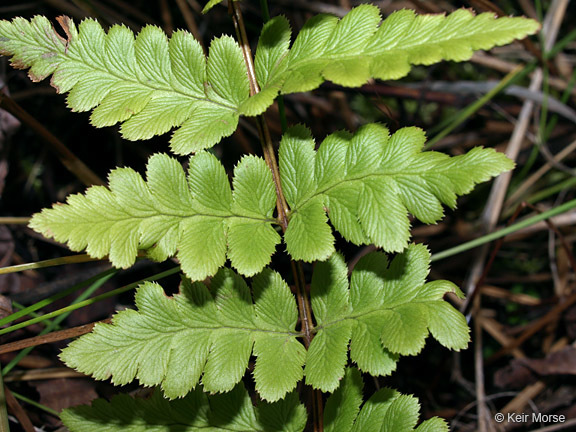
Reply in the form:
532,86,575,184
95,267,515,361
305,244,469,392
0,16,249,154
29,123,512,280
61,367,447,431
29,152,280,281
61,270,306,402
241,6,539,115
0,9,538,146
279,124,514,261
62,246,468,400
61,384,307,432
325,368,449,432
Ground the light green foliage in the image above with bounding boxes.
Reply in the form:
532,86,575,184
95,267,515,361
306,244,469,392
0,8,539,145
30,124,513,280
29,123,512,274
280,124,515,261
0,3,540,429
0,16,66,81
61,384,307,432
243,5,540,115
61,245,468,399
325,368,449,432
61,270,305,402
29,153,280,281
0,16,248,154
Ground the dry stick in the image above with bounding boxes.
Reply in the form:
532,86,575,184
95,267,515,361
0,320,110,355
462,202,528,317
229,3,321,430
160,0,174,34
519,0,539,19
505,138,576,207
524,202,576,273
0,93,104,187
471,53,575,97
4,368,85,382
175,0,205,53
500,339,568,426
463,2,569,430
3,386,35,432
488,290,576,363
473,295,491,432
480,316,525,358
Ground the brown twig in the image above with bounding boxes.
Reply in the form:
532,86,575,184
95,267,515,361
175,0,205,53
3,386,35,432
505,138,576,208
488,290,576,363
0,93,104,187
0,320,110,355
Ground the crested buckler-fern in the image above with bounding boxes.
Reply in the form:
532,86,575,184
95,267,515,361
0,2,539,431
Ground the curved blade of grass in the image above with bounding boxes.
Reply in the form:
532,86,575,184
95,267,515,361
525,176,576,206
426,65,526,149
10,390,59,417
0,267,180,337
426,27,576,151
2,270,115,375
431,198,576,262
0,267,118,328
0,373,9,432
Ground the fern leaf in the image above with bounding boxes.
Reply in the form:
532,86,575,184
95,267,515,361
240,16,291,116
29,153,280,281
0,17,249,154
242,5,539,115
62,247,466,400
280,124,514,261
324,367,448,432
324,367,363,432
60,269,305,402
305,244,469,391
61,384,307,432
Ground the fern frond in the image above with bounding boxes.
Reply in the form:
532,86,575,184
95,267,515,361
61,384,307,432
279,124,514,261
325,368,448,432
0,10,538,142
61,269,305,402
241,5,540,115
0,16,249,154
62,246,467,399
305,244,469,392
29,153,280,281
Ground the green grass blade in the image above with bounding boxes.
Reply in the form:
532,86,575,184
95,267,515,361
431,198,576,261
0,267,180,336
